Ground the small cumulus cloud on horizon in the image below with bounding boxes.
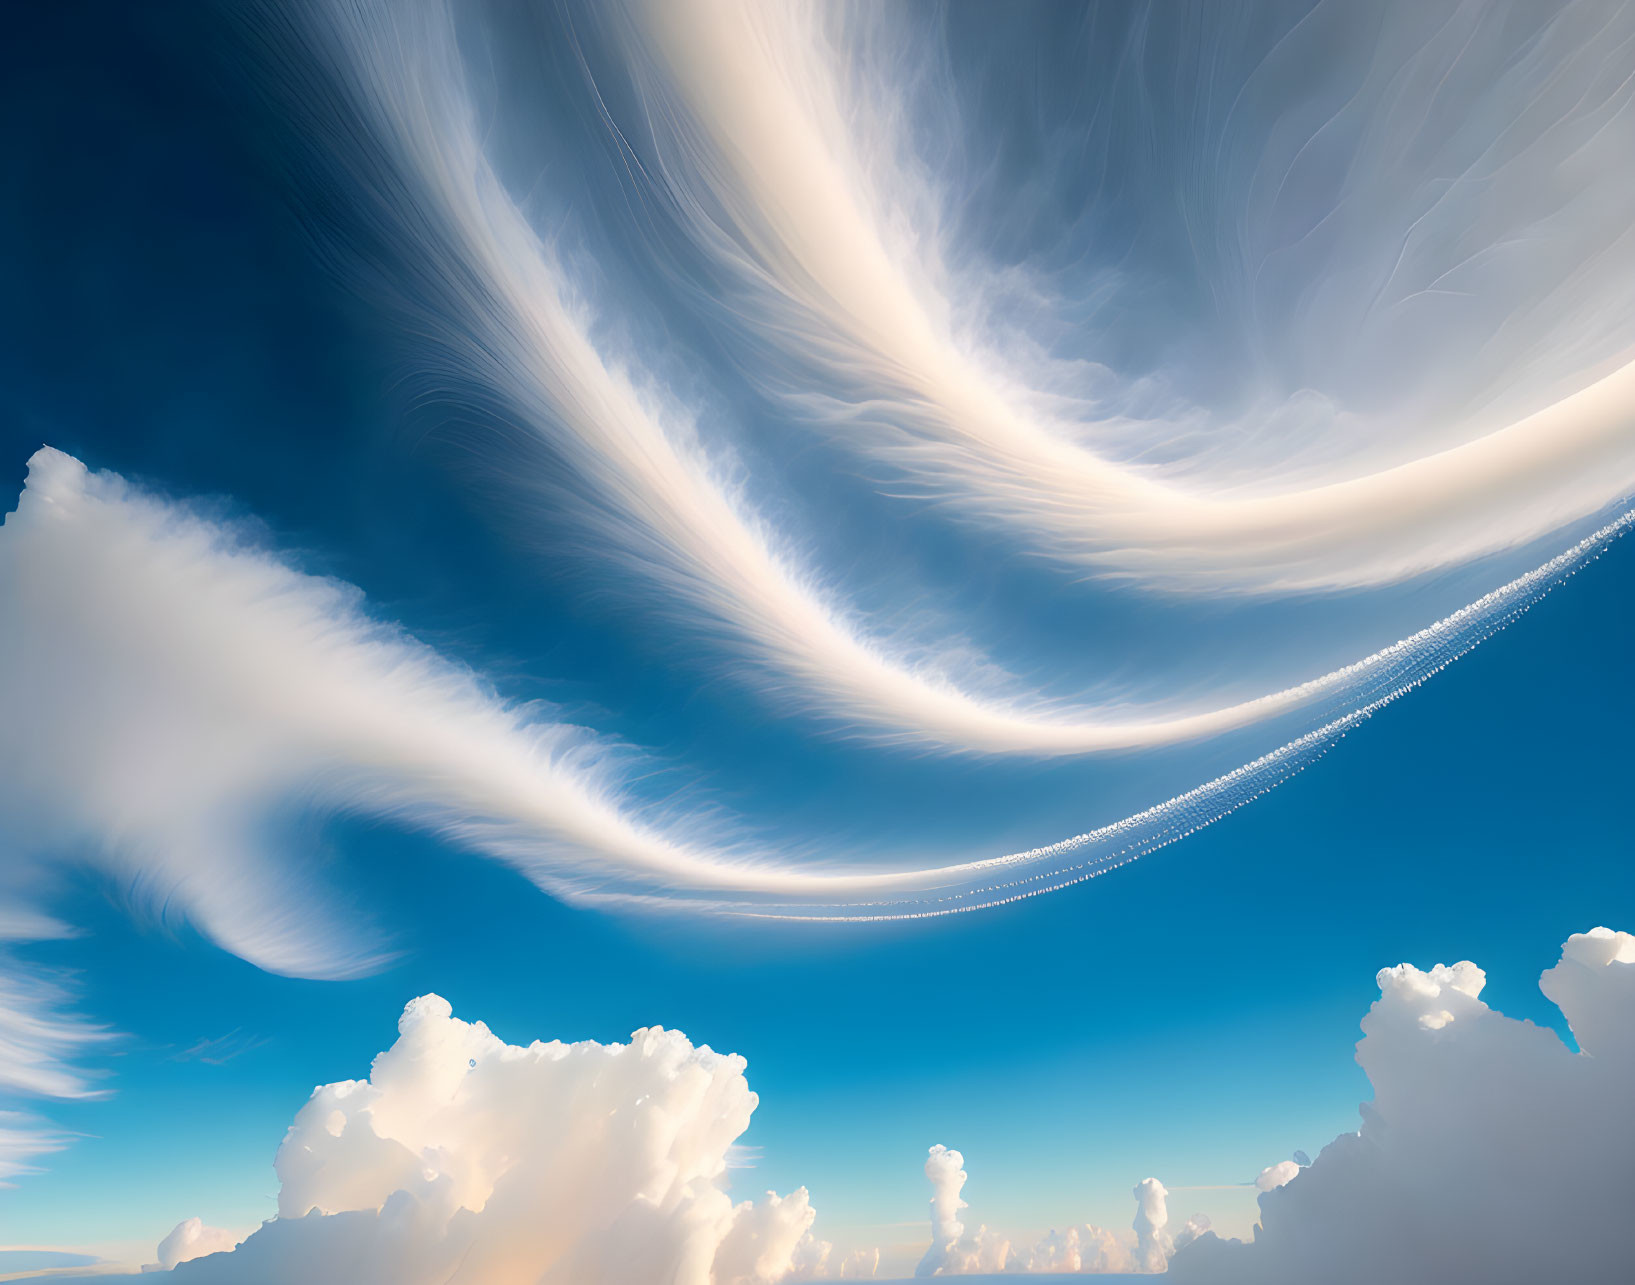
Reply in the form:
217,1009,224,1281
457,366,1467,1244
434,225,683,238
64,925,1633,1283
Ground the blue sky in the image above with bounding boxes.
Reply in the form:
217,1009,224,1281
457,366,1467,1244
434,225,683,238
2,1,1634,1279
6,529,1630,1263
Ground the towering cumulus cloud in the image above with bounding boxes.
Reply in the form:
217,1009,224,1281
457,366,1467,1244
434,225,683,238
901,927,1635,1279
157,996,848,1283
1129,1178,1169,1274
152,928,1632,1281
911,1144,1191,1275
1171,928,1635,1284
914,1145,1008,1276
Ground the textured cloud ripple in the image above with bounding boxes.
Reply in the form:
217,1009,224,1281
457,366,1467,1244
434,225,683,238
615,0,1635,592
1,449,1624,954
222,0,1635,754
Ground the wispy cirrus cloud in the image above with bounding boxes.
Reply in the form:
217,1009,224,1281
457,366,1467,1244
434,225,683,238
0,914,108,1187
166,1031,271,1067
230,0,1635,756
1,448,1626,959
616,0,1635,592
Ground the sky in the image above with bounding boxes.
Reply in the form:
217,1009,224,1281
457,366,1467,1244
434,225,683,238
1,1,1633,1281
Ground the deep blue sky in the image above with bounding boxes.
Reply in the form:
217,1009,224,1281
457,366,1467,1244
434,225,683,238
7,536,1629,1258
2,0,1632,1269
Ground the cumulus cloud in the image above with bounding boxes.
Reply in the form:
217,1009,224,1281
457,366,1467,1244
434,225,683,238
778,1231,877,1280
913,1146,1192,1276
154,994,862,1283
914,1145,1010,1276
1171,1214,1211,1254
905,927,1635,1280
145,1220,242,1272
1011,1223,1131,1274
1129,1178,1169,1273
120,928,1635,1284
1170,927,1635,1285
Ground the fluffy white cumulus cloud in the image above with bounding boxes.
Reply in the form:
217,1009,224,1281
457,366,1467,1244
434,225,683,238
779,1238,878,1281
1129,1178,1169,1274
1010,1222,1132,1274
905,926,1635,1279
145,1219,242,1272
912,1146,1187,1275
157,994,866,1284
1171,927,1635,1285
116,928,1635,1284
1170,1214,1211,1254
914,1145,1011,1276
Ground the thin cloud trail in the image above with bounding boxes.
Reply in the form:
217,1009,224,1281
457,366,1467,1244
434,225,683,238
234,0,1633,756
587,504,1634,919
1,449,1624,948
612,0,1635,592
0,913,109,1187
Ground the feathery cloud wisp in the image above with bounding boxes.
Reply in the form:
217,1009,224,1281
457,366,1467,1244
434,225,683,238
243,0,1635,755
621,0,1635,591
3,448,1629,947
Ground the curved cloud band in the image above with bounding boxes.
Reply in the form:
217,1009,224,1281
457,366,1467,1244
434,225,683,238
2,450,1624,966
619,0,1635,591
0,449,776,977
235,0,1635,754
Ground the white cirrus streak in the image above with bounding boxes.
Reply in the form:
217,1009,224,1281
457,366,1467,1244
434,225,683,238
617,0,1635,592
240,0,1634,755
603,503,1634,920
2,448,1624,950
